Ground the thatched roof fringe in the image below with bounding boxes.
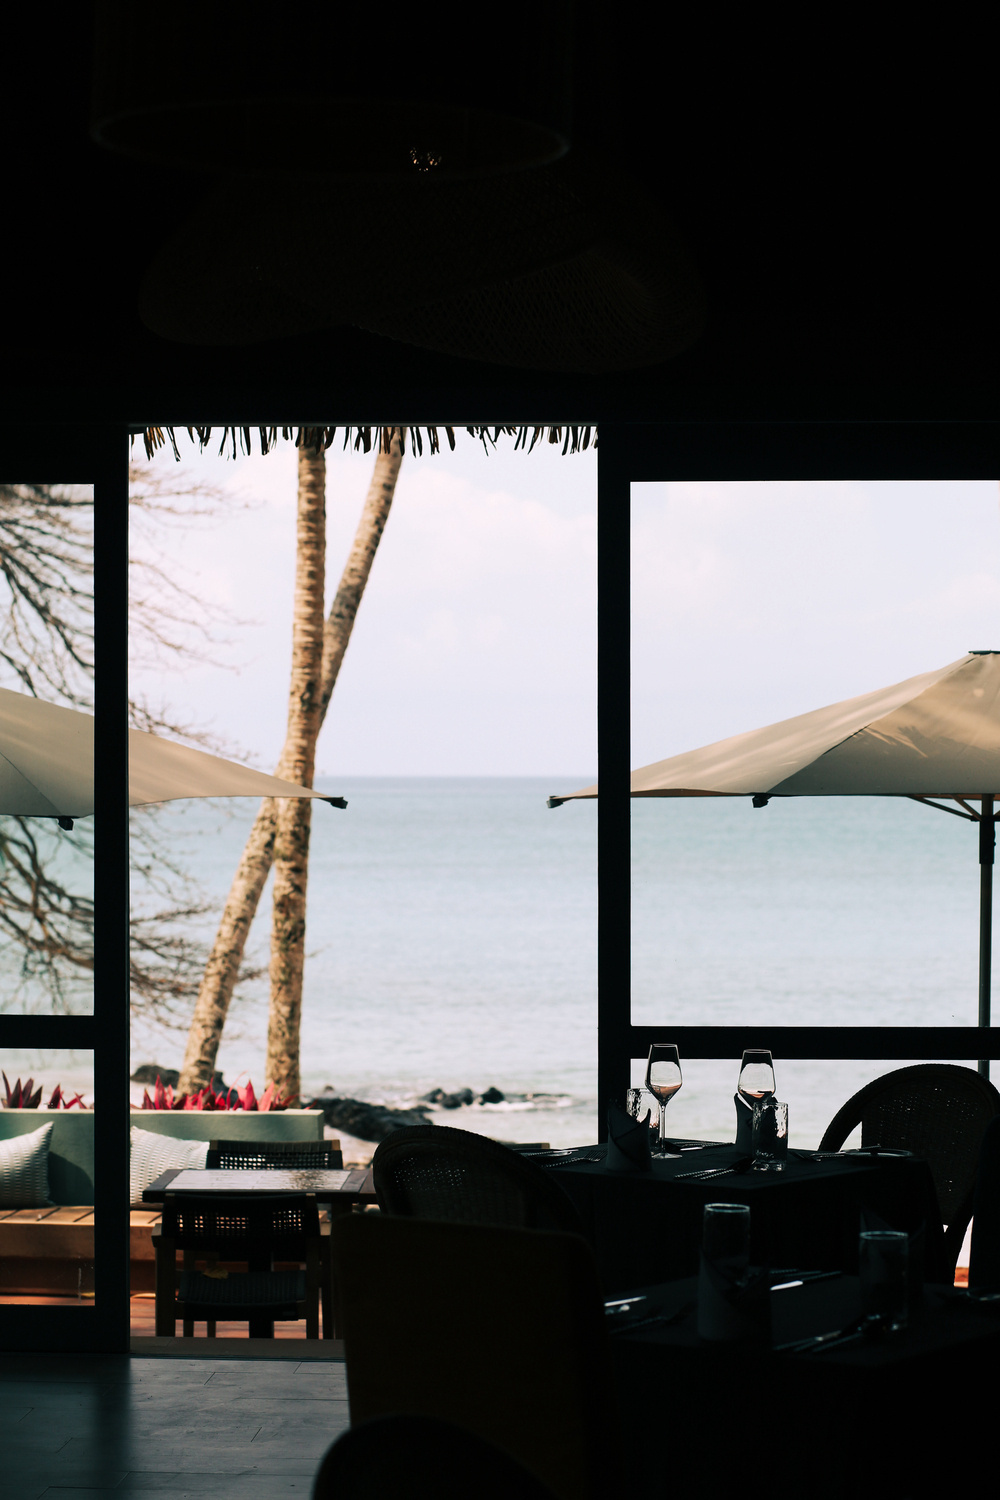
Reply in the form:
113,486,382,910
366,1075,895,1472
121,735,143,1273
138,425,596,462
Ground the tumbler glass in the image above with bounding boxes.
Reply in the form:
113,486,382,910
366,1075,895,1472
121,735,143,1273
702,1202,751,1276
859,1230,908,1331
752,1098,788,1169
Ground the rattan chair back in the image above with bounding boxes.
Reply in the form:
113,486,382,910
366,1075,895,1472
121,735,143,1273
154,1192,323,1337
159,1191,320,1255
206,1139,342,1169
818,1063,1000,1271
969,1113,1000,1294
331,1214,617,1500
372,1124,585,1234
313,1414,559,1500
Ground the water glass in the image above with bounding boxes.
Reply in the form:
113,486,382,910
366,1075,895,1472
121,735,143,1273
752,1098,788,1169
859,1230,908,1331
624,1087,646,1121
702,1202,750,1275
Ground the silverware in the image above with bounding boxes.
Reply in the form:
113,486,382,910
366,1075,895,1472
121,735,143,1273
541,1152,606,1166
774,1313,883,1354
675,1156,753,1182
607,1299,695,1335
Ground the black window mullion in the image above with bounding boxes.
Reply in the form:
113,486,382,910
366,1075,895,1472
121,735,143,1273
629,1025,1000,1061
91,427,131,1351
596,427,632,1136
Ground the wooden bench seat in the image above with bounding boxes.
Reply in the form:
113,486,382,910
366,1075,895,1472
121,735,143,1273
0,1206,96,1295
0,1207,339,1295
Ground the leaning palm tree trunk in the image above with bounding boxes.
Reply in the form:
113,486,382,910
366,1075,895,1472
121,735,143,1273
264,445,326,1102
176,431,405,1095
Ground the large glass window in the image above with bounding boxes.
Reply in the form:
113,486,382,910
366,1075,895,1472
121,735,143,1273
630,478,1000,1144
127,432,598,1232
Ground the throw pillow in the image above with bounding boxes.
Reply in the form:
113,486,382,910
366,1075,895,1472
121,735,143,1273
0,1121,54,1208
130,1126,208,1206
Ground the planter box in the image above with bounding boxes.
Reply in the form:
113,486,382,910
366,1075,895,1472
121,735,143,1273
0,1108,94,1204
128,1108,324,1145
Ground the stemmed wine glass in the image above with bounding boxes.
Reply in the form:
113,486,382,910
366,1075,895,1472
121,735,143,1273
737,1049,775,1107
645,1044,683,1155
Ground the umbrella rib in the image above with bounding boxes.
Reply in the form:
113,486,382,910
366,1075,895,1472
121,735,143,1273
907,794,978,821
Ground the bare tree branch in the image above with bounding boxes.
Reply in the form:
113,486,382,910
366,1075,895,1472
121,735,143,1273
0,469,258,1019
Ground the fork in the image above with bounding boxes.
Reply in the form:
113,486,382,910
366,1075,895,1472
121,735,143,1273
543,1152,606,1166
675,1156,753,1182
607,1299,695,1335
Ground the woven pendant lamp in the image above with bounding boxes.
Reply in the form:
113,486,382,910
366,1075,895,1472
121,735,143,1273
349,168,706,373
91,0,572,181
138,158,706,371
138,163,596,346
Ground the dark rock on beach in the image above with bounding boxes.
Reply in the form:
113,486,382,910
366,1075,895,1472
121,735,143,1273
305,1094,432,1141
421,1085,505,1107
439,1087,475,1109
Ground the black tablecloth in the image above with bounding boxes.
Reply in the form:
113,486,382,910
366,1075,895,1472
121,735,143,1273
609,1275,998,1495
548,1144,947,1292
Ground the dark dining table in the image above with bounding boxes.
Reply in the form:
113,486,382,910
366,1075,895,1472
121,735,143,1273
540,1142,948,1293
608,1272,998,1496
142,1165,377,1207
142,1165,376,1337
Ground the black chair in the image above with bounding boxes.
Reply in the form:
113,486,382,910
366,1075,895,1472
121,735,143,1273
153,1192,323,1338
372,1123,586,1234
206,1138,344,1169
818,1063,1000,1274
330,1213,619,1500
313,1414,560,1500
969,1113,1000,1294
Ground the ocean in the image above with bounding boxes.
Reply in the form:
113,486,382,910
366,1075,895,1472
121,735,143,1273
5,777,990,1156
120,776,993,1155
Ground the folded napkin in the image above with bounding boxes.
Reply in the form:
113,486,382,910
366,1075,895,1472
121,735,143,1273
696,1253,772,1343
734,1091,754,1153
605,1103,653,1172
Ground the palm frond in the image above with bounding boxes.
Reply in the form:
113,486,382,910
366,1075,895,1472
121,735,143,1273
137,425,596,462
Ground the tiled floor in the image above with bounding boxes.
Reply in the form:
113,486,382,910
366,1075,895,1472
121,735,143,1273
0,1351,350,1500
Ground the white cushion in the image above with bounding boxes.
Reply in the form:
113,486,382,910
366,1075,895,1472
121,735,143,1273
130,1126,208,1206
0,1121,54,1208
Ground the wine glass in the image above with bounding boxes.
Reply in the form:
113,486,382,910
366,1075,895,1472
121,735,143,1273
645,1044,683,1154
738,1049,775,1109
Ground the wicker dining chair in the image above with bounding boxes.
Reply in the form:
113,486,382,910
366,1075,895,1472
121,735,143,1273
153,1192,323,1337
818,1063,1000,1273
371,1123,586,1234
968,1113,1000,1294
313,1414,560,1500
206,1138,344,1169
331,1213,618,1500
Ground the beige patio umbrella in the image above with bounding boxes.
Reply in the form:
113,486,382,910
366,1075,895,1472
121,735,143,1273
548,651,1000,1072
0,686,345,821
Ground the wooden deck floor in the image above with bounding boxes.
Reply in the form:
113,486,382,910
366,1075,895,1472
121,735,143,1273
1,1292,335,1339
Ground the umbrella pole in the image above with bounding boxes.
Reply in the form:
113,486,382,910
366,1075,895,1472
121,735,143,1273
979,797,995,1080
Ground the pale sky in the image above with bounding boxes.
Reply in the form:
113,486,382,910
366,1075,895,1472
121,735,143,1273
129,451,1000,777
631,480,1000,768
129,434,598,777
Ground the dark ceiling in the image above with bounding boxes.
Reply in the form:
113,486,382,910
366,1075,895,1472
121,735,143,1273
3,8,997,429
